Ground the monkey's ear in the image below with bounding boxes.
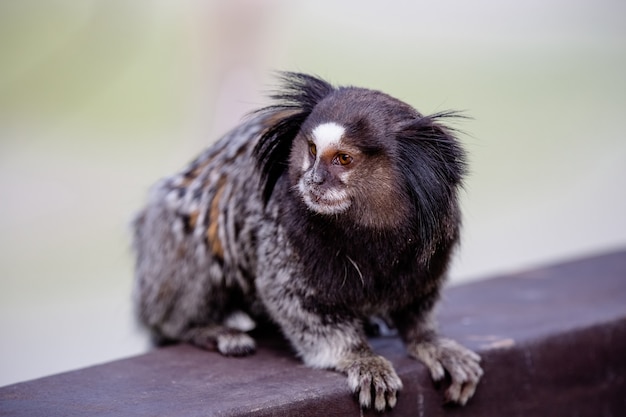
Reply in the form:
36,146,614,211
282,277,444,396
395,112,468,240
254,72,335,203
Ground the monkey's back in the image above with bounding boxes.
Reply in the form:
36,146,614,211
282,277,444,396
132,117,266,340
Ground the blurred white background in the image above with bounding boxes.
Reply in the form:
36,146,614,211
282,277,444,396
1,0,625,387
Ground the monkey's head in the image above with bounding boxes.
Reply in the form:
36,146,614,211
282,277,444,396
256,73,467,238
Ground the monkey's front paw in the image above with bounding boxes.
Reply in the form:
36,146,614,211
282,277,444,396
216,329,256,357
408,337,482,405
344,355,403,412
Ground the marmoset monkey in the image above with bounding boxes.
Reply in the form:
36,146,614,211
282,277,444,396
133,72,482,411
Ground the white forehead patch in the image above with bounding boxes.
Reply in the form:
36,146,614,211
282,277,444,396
311,122,345,152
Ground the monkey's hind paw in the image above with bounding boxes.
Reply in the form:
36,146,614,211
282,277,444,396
409,337,483,406
343,355,403,412
216,329,256,357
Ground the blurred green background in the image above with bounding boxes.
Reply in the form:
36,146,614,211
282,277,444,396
1,0,625,386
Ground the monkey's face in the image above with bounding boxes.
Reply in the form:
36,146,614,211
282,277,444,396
291,122,359,215
288,118,408,228
259,79,465,231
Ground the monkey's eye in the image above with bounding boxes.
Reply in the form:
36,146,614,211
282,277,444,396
309,142,317,157
335,153,353,166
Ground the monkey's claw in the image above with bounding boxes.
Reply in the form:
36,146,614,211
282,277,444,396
216,330,256,357
408,337,482,405
345,355,403,412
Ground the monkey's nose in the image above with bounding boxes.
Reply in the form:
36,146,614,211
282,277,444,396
312,172,325,184
310,166,327,184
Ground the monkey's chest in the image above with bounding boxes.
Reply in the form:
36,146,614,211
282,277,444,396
296,243,427,314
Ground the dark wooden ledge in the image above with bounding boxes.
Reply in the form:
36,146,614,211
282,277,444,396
2,249,625,416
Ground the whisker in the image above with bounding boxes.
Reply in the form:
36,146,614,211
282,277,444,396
346,255,364,287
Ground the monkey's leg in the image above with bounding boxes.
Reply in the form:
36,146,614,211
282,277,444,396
297,321,402,411
259,292,402,411
394,310,483,405
135,258,257,357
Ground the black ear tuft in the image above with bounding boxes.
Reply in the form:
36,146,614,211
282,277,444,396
254,72,335,203
269,72,336,113
395,111,468,244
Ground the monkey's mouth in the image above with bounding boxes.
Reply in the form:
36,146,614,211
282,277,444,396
300,186,351,215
